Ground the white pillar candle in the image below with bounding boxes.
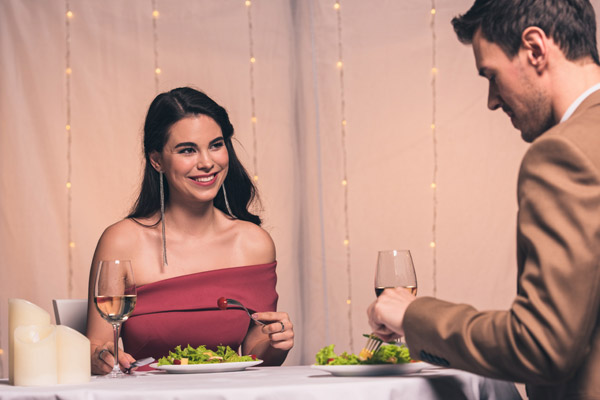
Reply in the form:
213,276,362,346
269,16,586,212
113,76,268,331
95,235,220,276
13,324,57,386
8,298,51,385
56,325,91,384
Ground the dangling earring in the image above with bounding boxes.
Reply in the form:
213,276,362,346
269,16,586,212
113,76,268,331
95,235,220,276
222,183,236,219
159,171,168,268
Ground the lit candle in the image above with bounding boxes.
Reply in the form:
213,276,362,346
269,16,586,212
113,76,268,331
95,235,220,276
8,299,51,385
56,325,91,384
13,325,57,386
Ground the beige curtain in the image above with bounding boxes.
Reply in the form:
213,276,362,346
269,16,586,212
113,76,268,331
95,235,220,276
3,0,596,371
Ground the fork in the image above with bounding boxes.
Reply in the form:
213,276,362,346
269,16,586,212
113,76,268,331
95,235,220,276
358,333,383,361
225,298,266,326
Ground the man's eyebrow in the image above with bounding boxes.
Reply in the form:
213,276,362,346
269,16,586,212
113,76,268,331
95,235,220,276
174,142,198,149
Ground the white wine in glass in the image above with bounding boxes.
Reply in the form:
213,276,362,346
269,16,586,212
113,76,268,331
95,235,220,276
374,249,417,297
93,259,137,378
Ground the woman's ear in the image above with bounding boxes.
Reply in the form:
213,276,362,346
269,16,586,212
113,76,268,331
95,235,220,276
521,26,548,73
149,151,162,172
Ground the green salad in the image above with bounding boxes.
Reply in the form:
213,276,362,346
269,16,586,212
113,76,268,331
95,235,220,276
157,344,257,366
315,343,413,365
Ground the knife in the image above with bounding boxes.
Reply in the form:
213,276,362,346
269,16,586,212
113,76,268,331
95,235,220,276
125,357,155,374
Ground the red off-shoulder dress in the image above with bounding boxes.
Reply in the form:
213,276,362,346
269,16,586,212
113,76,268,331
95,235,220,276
121,262,278,360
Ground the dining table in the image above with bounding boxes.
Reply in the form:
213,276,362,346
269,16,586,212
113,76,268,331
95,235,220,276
0,364,522,400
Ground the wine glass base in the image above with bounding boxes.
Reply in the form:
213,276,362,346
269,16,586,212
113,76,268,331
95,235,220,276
95,365,137,379
94,372,137,379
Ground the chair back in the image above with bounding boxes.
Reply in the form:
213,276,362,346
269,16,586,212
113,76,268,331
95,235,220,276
52,299,88,335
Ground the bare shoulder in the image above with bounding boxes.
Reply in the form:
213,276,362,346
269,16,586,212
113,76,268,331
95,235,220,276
232,220,276,264
94,218,150,259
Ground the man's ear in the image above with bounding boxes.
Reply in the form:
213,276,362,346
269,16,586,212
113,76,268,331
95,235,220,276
521,26,548,73
149,151,162,172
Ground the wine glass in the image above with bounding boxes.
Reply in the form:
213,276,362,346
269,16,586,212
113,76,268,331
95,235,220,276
93,260,137,378
374,249,417,297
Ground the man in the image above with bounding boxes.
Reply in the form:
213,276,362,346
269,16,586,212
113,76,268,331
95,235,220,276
367,0,600,398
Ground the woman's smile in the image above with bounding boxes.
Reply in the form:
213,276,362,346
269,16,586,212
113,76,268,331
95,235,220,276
189,172,219,186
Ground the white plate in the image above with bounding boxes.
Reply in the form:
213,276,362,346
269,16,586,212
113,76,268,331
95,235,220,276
311,362,427,376
150,360,263,374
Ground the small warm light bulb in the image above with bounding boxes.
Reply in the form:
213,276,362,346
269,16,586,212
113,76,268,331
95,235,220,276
251,116,257,123
245,0,251,6
341,179,347,186
336,60,343,69
66,11,73,18
253,175,259,182
334,2,340,10
431,8,436,15
69,241,75,248
431,67,438,74
346,299,351,305
342,119,347,126
430,241,436,248
152,10,159,18
250,57,256,63
431,182,437,189
155,67,161,74
65,67,72,75
66,124,71,131
343,239,349,246
66,182,72,189
431,123,436,130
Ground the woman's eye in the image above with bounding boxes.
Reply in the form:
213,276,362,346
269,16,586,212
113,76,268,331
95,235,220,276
211,141,225,150
178,147,195,154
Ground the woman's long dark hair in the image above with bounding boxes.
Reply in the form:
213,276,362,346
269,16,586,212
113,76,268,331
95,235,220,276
128,87,261,225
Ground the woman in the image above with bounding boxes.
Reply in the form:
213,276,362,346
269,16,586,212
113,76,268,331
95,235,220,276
86,87,294,375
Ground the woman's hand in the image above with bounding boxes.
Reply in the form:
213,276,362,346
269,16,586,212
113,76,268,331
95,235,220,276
252,311,294,351
91,342,136,375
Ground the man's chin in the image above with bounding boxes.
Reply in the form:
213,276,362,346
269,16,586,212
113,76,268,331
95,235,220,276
520,130,537,143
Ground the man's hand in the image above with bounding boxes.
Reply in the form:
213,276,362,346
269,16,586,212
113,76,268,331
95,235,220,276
367,287,416,342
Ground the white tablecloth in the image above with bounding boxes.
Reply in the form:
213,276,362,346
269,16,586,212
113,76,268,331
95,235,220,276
0,365,521,400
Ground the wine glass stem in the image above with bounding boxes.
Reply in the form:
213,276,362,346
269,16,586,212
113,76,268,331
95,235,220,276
111,323,122,375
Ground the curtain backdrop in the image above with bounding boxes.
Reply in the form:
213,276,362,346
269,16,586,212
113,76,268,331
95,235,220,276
3,0,598,372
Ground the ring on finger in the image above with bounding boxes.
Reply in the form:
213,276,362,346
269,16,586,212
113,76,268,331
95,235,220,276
279,321,285,333
98,349,110,361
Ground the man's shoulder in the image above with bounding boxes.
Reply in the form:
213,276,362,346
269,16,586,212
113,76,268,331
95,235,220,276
530,94,600,170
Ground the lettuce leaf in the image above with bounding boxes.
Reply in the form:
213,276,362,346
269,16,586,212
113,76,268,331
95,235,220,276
157,344,255,365
315,343,413,365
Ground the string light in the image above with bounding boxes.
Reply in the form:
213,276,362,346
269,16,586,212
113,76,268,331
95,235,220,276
246,0,259,181
152,0,160,94
335,0,355,352
430,0,438,297
65,0,74,298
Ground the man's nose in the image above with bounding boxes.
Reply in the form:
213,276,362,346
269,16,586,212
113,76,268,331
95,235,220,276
487,82,501,111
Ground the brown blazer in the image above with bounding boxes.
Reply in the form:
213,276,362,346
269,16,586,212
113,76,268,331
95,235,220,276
404,90,600,400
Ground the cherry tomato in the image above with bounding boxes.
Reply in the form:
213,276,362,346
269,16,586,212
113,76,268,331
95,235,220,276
217,297,228,310
250,354,257,360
